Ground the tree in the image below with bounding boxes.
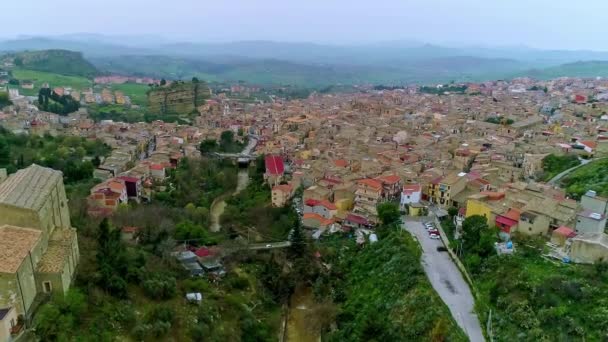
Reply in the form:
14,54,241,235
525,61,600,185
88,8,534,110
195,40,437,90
461,215,488,253
199,139,218,153
288,220,307,259
447,207,459,218
192,77,199,83
0,136,10,166
377,202,401,226
96,218,129,297
160,79,167,86
92,155,101,167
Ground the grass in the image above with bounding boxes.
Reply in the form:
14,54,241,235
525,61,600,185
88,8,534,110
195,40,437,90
472,247,608,340
106,82,150,106
11,68,92,91
560,157,608,199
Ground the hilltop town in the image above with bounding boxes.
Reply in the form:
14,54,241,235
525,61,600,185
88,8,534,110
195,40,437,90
2,73,608,340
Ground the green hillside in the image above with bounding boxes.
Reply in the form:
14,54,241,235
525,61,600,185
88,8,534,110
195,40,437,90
11,69,92,91
7,49,98,78
521,61,608,80
560,158,608,199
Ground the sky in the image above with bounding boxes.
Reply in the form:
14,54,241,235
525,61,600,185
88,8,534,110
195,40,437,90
4,0,608,50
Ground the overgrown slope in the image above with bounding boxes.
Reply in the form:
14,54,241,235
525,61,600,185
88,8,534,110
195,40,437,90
561,158,608,199
318,231,467,341
5,49,97,77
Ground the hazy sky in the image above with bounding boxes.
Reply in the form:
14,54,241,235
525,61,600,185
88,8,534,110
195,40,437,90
4,0,608,50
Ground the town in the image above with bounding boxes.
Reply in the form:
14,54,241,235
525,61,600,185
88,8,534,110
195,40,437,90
2,68,608,340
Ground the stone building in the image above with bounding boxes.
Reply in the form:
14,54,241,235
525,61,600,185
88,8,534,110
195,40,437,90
0,165,80,323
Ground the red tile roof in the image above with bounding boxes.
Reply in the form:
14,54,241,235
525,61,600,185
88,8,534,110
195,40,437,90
357,178,383,190
318,200,337,210
265,155,285,176
402,184,422,195
305,199,320,207
553,226,576,237
346,214,370,226
376,174,401,185
334,159,348,168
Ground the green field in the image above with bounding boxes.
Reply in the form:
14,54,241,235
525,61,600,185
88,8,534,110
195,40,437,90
105,83,150,106
11,68,92,92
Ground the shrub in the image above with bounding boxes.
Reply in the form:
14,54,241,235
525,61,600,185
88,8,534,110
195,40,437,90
142,274,177,300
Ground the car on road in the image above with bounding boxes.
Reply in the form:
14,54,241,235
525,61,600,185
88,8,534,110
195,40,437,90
429,233,440,240
424,222,435,229
266,244,272,248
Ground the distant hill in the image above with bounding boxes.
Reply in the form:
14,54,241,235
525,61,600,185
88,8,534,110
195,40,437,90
3,50,98,78
90,54,526,87
519,61,608,79
3,37,608,87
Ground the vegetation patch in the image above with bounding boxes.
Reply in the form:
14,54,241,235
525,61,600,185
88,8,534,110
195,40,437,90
561,157,608,199
540,153,580,181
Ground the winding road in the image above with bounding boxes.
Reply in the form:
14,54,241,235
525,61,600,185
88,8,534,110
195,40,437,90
403,219,485,342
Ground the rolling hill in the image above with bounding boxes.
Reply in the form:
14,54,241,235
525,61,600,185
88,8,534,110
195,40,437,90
2,49,98,78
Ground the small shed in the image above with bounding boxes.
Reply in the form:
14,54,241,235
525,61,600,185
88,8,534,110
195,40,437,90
551,226,576,246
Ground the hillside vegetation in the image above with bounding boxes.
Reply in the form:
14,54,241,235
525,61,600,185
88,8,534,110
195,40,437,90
540,153,580,181
561,158,608,199
521,61,608,80
6,49,97,77
316,231,467,341
11,69,92,90
474,247,608,341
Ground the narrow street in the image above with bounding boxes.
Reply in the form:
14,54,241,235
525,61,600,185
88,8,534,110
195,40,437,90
403,219,485,342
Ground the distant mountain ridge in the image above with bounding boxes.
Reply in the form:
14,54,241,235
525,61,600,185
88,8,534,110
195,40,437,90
2,35,608,86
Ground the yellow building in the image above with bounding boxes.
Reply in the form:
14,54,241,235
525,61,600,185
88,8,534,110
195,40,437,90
429,172,467,208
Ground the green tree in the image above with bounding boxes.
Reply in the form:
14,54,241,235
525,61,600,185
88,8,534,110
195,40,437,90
447,206,459,218
96,218,129,298
461,215,488,253
0,136,10,166
160,79,167,86
377,202,401,226
192,77,199,83
199,139,218,153
288,220,307,259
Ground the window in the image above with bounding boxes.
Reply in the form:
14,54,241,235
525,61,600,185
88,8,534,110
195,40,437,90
43,281,52,293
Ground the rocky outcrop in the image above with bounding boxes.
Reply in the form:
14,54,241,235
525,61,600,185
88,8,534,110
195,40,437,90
147,81,211,115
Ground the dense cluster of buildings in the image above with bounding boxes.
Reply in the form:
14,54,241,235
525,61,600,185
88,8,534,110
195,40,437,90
3,76,608,266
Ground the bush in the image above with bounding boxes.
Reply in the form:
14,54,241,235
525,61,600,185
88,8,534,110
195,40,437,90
227,275,250,290
142,274,177,300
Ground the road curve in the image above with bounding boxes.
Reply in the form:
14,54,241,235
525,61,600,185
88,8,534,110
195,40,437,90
403,219,485,342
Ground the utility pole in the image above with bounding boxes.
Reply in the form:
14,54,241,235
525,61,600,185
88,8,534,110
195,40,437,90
486,309,493,342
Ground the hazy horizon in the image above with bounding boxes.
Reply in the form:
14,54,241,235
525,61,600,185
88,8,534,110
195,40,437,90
4,0,608,51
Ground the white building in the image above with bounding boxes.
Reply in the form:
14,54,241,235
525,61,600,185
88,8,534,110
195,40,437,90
400,184,422,208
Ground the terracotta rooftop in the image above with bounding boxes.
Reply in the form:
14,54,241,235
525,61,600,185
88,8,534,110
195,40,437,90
37,228,77,273
357,178,383,190
0,225,42,274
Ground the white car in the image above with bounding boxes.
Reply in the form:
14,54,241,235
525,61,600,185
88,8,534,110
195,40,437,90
429,234,440,240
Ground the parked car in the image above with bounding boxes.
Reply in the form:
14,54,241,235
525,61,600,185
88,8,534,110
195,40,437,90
429,233,440,240
428,229,439,235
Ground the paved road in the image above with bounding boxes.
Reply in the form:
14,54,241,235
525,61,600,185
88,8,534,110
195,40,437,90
248,241,291,250
403,219,485,342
